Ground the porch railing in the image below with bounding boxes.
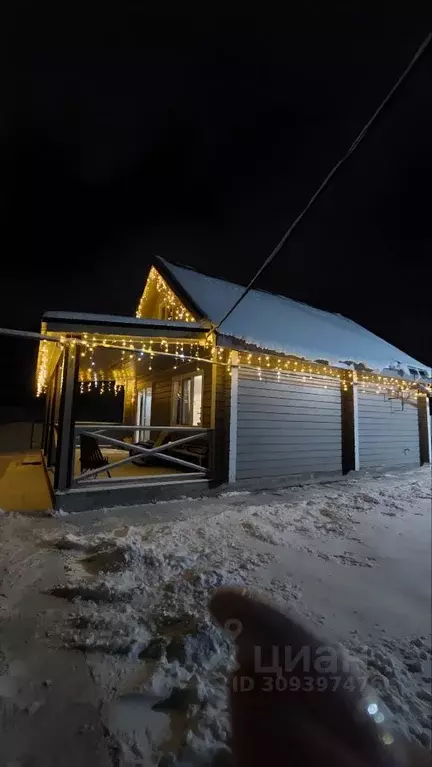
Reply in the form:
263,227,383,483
73,424,214,486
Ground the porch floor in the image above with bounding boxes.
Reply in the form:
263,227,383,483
0,450,52,513
73,448,186,481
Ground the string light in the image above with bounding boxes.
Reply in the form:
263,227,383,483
35,319,431,403
233,350,428,396
78,379,124,395
136,266,195,322
36,339,50,396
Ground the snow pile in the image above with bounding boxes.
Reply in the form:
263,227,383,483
49,507,71,517
347,636,432,748
50,527,244,763
46,470,431,764
52,520,276,658
240,497,362,542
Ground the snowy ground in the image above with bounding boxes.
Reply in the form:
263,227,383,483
0,467,431,765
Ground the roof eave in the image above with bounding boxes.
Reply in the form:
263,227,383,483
215,332,431,380
42,312,210,340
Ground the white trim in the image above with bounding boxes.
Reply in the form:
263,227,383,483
136,385,152,442
352,383,360,470
171,370,204,427
228,352,239,483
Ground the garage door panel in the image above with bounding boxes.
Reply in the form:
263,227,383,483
236,367,342,480
357,391,420,468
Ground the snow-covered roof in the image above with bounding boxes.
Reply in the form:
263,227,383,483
158,258,430,375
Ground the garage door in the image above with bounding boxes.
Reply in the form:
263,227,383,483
236,366,342,480
358,390,420,469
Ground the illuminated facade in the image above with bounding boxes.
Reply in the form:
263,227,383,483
35,257,431,511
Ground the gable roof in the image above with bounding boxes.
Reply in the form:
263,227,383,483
157,257,430,375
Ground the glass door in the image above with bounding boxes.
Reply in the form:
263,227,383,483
136,385,152,443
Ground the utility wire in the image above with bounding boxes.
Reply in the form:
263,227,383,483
211,32,432,333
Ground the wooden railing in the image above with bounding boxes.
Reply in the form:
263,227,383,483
73,424,213,485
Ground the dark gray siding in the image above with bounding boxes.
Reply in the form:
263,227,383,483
151,379,172,427
358,391,420,468
202,365,213,429
236,367,342,480
123,379,137,425
214,363,231,481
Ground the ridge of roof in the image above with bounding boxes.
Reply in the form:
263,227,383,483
157,255,334,319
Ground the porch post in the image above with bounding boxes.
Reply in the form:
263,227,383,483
228,351,239,483
42,376,53,456
418,395,431,465
341,379,359,473
54,344,80,491
210,362,217,429
47,359,62,467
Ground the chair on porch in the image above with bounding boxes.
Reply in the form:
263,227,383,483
79,434,111,477
130,431,209,469
129,431,169,466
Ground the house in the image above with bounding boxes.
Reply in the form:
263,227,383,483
36,257,431,511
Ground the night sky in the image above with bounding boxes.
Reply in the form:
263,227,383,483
3,8,431,405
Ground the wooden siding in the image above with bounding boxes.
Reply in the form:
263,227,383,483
150,379,172,427
236,367,342,480
135,361,213,430
214,362,231,481
357,391,420,468
202,364,213,429
123,379,137,425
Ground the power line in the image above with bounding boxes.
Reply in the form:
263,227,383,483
211,31,432,333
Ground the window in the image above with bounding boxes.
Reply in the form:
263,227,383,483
172,373,203,426
159,304,171,320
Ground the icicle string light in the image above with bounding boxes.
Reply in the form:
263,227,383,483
36,328,431,399
136,266,195,322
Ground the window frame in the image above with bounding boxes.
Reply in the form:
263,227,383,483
171,371,204,427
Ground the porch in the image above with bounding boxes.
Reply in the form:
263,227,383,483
38,312,230,510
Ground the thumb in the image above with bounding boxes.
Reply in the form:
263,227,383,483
210,588,395,766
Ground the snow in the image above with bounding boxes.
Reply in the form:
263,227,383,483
159,258,430,374
0,470,430,764
38,467,432,764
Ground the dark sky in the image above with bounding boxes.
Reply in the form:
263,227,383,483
3,8,432,404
